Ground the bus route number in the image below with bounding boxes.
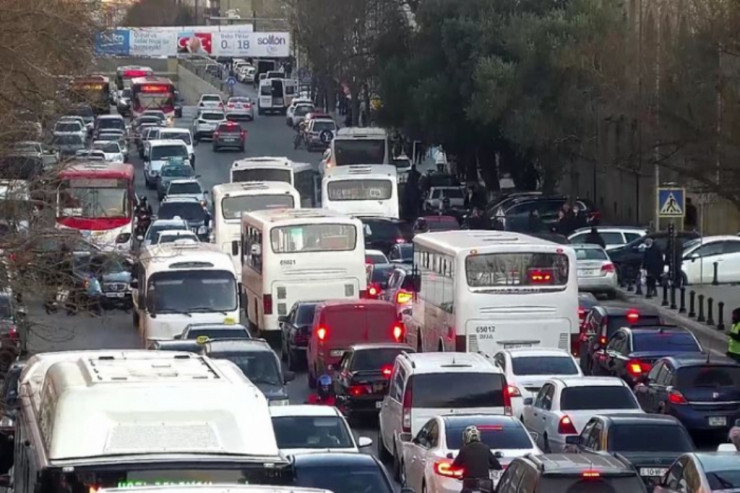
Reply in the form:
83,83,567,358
476,326,496,339
280,259,296,267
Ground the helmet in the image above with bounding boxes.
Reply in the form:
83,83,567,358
317,374,333,399
139,195,148,204
463,425,481,445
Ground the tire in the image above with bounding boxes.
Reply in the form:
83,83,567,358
393,444,402,481
543,434,552,453
287,348,297,371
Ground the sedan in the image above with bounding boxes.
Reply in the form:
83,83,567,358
91,141,124,163
225,96,255,120
573,244,618,298
271,405,371,455
653,453,740,492
279,301,320,371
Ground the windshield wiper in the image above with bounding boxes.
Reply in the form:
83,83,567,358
157,309,192,317
189,307,229,315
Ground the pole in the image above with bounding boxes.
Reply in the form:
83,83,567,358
653,6,662,230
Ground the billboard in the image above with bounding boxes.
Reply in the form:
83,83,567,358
215,32,290,57
94,30,131,56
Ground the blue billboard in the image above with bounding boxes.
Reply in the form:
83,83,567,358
94,29,131,56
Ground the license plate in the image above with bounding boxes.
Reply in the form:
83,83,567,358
224,138,237,142
329,349,344,357
372,383,385,392
105,292,125,298
375,401,383,409
504,343,534,349
640,468,667,477
709,416,727,427
578,269,598,276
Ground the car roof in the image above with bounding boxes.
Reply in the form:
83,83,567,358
694,452,740,472
572,243,606,250
269,405,342,418
441,414,521,428
359,216,403,224
349,342,414,352
152,218,188,225
186,323,249,331
400,352,499,374
524,452,633,474
366,249,386,255
291,452,381,468
149,139,188,147
551,376,626,388
203,338,273,353
149,340,202,352
97,114,124,120
161,197,201,204
664,354,739,368
169,178,200,184
504,348,574,358
596,304,661,316
596,413,682,426
628,325,691,335
570,226,647,235
158,229,197,236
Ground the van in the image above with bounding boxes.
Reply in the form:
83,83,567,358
258,78,297,115
306,300,404,387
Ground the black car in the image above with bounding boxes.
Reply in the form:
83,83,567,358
388,243,413,265
579,304,663,374
201,338,295,405
279,300,319,371
359,217,410,255
608,231,701,284
367,263,396,298
157,198,211,241
290,452,399,493
496,452,648,493
565,414,695,488
117,88,132,116
491,195,598,232
212,121,246,152
332,343,414,419
591,325,703,386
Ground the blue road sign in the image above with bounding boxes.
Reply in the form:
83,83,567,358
658,187,685,218
227,77,237,86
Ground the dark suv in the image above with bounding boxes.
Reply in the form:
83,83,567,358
496,452,648,492
490,196,598,232
212,121,246,152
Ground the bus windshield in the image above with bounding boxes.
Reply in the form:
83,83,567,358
270,223,357,253
334,139,386,166
148,270,237,313
231,168,291,184
58,182,130,219
327,179,392,201
221,195,295,219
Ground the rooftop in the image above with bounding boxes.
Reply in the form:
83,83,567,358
401,352,499,374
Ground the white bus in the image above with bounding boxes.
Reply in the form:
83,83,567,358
405,231,578,356
241,209,367,346
321,127,389,175
230,156,294,184
321,165,399,219
212,181,301,283
13,351,291,493
132,243,240,345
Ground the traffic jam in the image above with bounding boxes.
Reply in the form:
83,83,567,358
0,61,738,493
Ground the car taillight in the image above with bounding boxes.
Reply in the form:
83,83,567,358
228,104,235,108
627,359,652,377
245,103,251,108
368,284,380,298
218,102,223,107
395,238,406,244
529,269,553,284
601,263,615,273
668,389,688,405
396,290,412,304
402,379,412,432
507,385,522,397
433,459,464,479
263,294,272,315
582,470,601,478
578,308,586,322
316,326,327,341
558,415,578,434
599,335,607,345
392,324,404,342
6,327,17,340
381,365,393,377
626,309,639,323
349,385,366,396
503,382,512,415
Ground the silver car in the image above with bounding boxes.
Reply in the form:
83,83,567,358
573,244,618,298
165,178,208,206
225,97,255,121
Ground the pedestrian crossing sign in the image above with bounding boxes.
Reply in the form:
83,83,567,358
658,187,685,218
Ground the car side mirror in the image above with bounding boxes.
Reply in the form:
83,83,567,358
136,235,144,242
523,397,534,406
358,436,373,448
399,432,412,443
689,252,699,262
565,435,582,446
231,240,239,257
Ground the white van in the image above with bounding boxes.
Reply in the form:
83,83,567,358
258,78,297,115
132,243,240,345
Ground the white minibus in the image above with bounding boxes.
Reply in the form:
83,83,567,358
241,209,367,346
230,156,294,184
132,242,240,345
322,164,399,219
212,181,301,283
257,78,296,115
405,231,578,356
321,127,390,175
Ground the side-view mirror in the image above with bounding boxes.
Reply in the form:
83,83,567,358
565,435,582,446
689,252,700,262
231,240,239,257
136,235,144,242
129,279,138,290
398,432,412,443
718,443,737,452
358,436,373,448
173,334,182,340
283,370,295,383
523,397,534,406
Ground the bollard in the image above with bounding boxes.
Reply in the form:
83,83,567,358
661,284,669,306
707,297,715,326
670,285,677,310
718,302,726,331
679,287,686,313
713,262,719,286
697,294,705,322
689,290,696,318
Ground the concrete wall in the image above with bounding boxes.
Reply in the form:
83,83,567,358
176,61,228,105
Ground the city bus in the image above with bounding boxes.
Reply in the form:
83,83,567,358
321,164,399,219
321,127,390,175
241,209,366,346
230,157,295,184
69,75,111,115
115,65,153,90
12,350,291,493
212,181,301,283
405,231,578,356
56,162,135,251
130,76,176,121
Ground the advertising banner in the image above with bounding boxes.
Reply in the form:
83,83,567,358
213,32,290,57
129,29,176,56
177,30,214,55
94,29,130,56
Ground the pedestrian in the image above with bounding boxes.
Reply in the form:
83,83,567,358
684,197,698,231
583,226,606,249
726,308,740,364
553,210,569,236
572,205,587,230
641,238,664,298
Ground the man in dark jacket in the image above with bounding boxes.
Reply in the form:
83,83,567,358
583,227,606,249
466,207,490,230
642,238,664,298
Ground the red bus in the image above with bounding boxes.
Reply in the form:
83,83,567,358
56,162,135,251
130,76,176,121
115,65,153,90
70,75,111,115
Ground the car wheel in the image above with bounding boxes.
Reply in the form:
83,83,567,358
132,309,139,330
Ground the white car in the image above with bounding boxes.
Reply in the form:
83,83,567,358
155,229,200,245
225,96,255,121
680,235,740,284
568,227,648,251
270,405,372,455
399,414,540,493
522,376,643,453
572,244,618,298
424,187,465,212
192,109,227,142
53,119,87,140
91,141,125,163
492,348,583,419
198,93,224,109
166,178,208,205
143,139,190,189
287,103,316,127
151,127,195,167
140,218,190,246
366,249,389,264
237,65,256,83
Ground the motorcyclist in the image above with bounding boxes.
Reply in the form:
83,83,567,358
305,374,336,406
452,425,503,493
136,195,153,216
134,196,153,236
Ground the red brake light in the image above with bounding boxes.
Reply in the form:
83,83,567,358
529,269,552,284
503,382,512,415
477,425,504,431
263,294,272,315
6,327,17,340
381,365,393,377
316,326,327,341
668,389,688,405
578,308,586,321
433,459,464,478
392,324,404,342
349,385,366,396
626,309,639,323
627,359,652,377
228,104,235,108
599,336,607,346
601,263,615,273
402,379,412,432
582,470,601,478
368,284,379,297
558,415,578,434
507,385,522,397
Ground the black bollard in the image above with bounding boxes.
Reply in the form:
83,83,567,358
697,294,705,322
689,290,696,318
713,262,719,286
661,284,669,306
707,297,715,326
718,302,726,331
670,285,677,310
679,287,686,313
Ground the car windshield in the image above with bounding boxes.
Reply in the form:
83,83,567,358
218,123,242,132
607,424,694,452
148,270,237,313
411,373,505,408
98,119,125,130
273,416,354,449
158,233,197,244
202,96,221,103
137,117,160,126
434,188,464,199
161,166,194,178
221,194,295,219
168,182,202,195
146,223,187,242
162,132,192,145
540,477,645,493
466,252,569,288
632,331,701,352
230,97,251,103
296,304,317,325
676,365,740,388
334,139,386,166
351,348,408,371
446,421,532,450
396,244,413,260
604,314,661,338
151,145,188,160
511,356,579,376
93,142,120,153
271,223,357,253
13,143,40,153
295,105,313,116
574,247,608,260
212,351,282,386
54,123,82,133
559,386,639,410
328,179,393,201
58,184,130,218
202,112,225,121
312,120,336,132
157,202,206,222
706,470,740,490
423,218,459,231
185,328,249,340
370,265,395,288
291,465,391,493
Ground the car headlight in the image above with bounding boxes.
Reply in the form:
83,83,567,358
198,226,208,235
269,398,290,406
116,233,131,244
